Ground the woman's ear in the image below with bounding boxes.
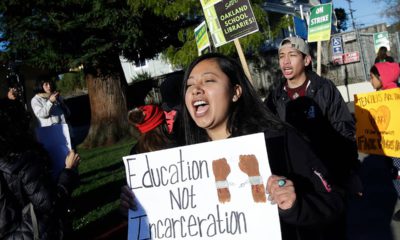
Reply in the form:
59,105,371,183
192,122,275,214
232,85,242,102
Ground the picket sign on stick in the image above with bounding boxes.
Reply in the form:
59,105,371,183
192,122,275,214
317,41,322,75
234,39,253,85
200,0,258,85
307,2,332,76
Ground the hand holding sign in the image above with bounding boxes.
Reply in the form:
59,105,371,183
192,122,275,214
123,133,282,240
267,175,296,210
120,185,136,217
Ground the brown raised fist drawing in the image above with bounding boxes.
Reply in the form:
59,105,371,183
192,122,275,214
212,158,231,203
239,154,266,203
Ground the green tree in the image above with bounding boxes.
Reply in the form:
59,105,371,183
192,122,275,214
0,0,184,148
57,71,86,95
1,0,289,148
334,8,348,32
376,0,400,24
127,0,283,68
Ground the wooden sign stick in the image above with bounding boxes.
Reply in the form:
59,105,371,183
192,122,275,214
234,39,253,85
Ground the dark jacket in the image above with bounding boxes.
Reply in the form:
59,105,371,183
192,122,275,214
0,150,79,240
265,71,361,194
264,127,345,240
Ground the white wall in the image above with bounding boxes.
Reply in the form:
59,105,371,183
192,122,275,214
120,55,176,84
337,81,375,102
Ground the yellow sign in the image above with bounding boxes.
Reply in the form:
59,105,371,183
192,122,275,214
194,21,211,56
200,0,222,8
354,88,400,158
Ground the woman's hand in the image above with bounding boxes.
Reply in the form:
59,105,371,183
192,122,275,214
120,185,136,217
65,150,80,169
49,91,59,103
266,175,296,210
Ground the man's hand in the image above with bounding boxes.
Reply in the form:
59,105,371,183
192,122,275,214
7,88,17,100
65,150,80,169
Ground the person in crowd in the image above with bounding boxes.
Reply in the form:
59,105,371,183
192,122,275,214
0,99,80,239
121,104,177,217
265,36,362,197
123,53,346,240
127,104,176,154
369,61,400,91
6,85,18,101
2,83,31,132
31,76,71,128
159,76,182,141
121,78,184,217
31,76,77,156
374,46,395,63
369,61,400,221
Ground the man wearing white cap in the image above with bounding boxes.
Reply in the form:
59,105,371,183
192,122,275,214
265,36,362,238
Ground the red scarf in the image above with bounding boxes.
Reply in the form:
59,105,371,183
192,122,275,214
136,105,165,134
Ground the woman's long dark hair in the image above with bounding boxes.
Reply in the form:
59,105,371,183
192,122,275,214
181,53,285,145
377,46,388,61
0,99,47,160
136,124,175,153
33,76,56,94
370,65,380,78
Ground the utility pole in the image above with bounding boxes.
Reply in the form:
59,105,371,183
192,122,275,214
346,0,367,81
284,0,295,36
346,0,356,30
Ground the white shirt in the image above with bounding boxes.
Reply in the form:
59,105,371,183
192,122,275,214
31,93,70,127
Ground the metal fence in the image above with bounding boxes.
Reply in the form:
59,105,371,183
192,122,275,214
250,24,399,94
322,26,400,86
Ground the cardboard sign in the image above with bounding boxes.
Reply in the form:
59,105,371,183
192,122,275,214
308,3,332,42
194,21,212,56
354,88,400,158
201,0,259,47
123,133,282,239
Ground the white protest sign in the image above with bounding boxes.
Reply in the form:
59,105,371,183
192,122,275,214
123,133,281,239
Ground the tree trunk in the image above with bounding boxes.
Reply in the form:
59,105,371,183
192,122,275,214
81,57,130,148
